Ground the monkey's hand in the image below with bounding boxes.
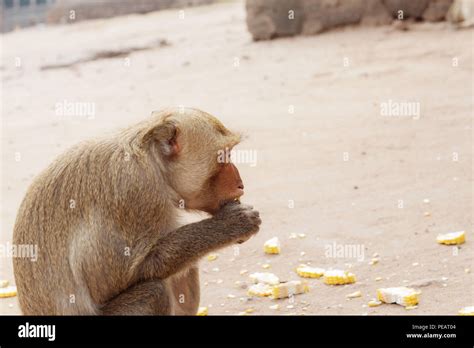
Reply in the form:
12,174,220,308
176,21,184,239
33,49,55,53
141,202,261,280
213,201,261,244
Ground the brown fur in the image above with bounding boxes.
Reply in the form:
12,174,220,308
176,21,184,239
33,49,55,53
13,107,261,315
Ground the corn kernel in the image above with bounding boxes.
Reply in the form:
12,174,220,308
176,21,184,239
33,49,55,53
247,283,273,297
376,287,420,307
264,237,281,254
0,286,17,298
249,272,279,285
346,291,362,299
436,231,466,245
368,299,382,307
323,270,356,285
0,280,9,288
196,306,208,316
206,254,218,261
369,258,379,265
271,280,309,299
296,264,325,278
458,306,474,315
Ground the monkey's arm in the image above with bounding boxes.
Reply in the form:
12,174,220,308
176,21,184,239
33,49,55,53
140,203,260,280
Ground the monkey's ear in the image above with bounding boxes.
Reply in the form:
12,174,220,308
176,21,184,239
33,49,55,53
159,122,181,157
142,119,181,157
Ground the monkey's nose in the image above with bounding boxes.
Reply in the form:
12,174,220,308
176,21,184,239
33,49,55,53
238,183,244,190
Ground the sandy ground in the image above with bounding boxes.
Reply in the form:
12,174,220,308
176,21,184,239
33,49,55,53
0,1,473,315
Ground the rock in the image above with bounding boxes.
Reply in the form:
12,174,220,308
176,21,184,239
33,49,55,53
383,0,431,19
245,0,302,40
361,0,393,26
300,0,366,35
245,0,454,40
423,0,453,21
447,0,474,25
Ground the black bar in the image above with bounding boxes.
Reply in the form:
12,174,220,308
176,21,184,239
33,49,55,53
0,315,472,345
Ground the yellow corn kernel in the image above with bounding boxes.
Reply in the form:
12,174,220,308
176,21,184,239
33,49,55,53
296,265,325,279
376,287,420,307
196,307,208,316
271,280,309,299
346,291,362,299
206,254,218,261
247,283,273,297
436,231,466,245
249,272,280,285
264,237,280,254
0,286,17,298
458,306,474,315
369,258,379,265
368,299,382,307
323,270,356,285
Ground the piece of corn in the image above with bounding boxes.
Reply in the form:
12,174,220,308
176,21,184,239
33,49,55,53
0,280,9,288
247,283,273,297
262,264,271,269
271,280,309,299
296,264,325,278
368,299,382,307
458,306,474,315
376,287,420,307
196,307,208,316
264,237,281,254
249,272,280,285
346,291,362,299
369,258,379,265
0,286,17,298
323,270,356,285
436,231,466,245
206,254,218,261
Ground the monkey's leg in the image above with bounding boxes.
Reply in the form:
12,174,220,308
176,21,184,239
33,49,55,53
101,280,172,315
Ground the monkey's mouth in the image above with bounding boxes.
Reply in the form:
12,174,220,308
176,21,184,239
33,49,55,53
219,196,242,209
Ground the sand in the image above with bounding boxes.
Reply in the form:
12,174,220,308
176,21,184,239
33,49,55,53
0,0,472,315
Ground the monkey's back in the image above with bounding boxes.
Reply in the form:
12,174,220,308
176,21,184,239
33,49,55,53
13,136,176,315
12,143,101,314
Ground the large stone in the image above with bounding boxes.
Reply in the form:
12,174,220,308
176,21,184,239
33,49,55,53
245,0,302,40
447,0,474,25
361,0,393,26
422,0,453,21
245,0,454,40
300,0,366,35
383,0,431,19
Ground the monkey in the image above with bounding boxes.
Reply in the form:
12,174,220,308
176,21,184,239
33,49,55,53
12,107,261,315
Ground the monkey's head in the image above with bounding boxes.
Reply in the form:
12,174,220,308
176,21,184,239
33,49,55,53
138,108,244,214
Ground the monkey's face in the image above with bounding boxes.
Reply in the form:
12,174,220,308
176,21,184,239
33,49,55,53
177,148,245,214
144,108,244,214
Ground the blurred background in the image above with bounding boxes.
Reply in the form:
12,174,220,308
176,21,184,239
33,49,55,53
0,0,472,315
